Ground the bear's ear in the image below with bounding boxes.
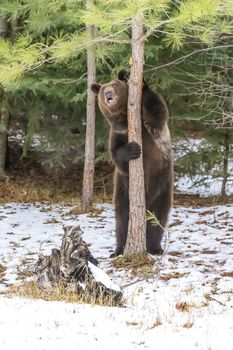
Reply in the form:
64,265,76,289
118,70,130,82
91,83,101,94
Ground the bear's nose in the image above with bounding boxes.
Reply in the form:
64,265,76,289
104,89,112,99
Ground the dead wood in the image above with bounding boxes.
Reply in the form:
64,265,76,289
36,225,122,304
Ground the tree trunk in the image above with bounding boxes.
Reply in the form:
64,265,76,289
0,15,7,37
0,15,9,177
81,1,96,210
124,15,146,256
221,132,229,196
0,108,9,176
11,19,18,39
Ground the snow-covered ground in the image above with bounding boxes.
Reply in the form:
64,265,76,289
176,174,233,197
0,202,233,350
173,138,233,197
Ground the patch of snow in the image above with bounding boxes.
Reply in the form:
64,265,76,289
0,202,233,349
176,174,233,197
173,137,203,161
88,261,121,292
8,128,25,143
174,137,233,196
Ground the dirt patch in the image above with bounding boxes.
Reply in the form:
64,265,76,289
1,160,113,204
201,249,219,255
169,220,183,227
160,272,189,281
2,142,233,206
183,321,194,328
175,301,196,312
0,264,6,281
169,251,183,257
221,272,233,278
174,193,233,208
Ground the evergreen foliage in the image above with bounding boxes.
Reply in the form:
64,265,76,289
0,0,232,190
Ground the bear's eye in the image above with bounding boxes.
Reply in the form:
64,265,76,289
112,84,117,88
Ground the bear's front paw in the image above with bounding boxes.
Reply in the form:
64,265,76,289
126,142,141,161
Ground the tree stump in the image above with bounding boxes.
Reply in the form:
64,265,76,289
36,225,122,304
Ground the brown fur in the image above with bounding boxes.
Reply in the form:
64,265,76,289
91,71,173,257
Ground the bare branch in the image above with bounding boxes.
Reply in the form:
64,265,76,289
146,45,233,72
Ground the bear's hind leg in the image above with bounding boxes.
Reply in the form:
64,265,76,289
146,222,164,255
146,190,172,255
111,174,129,258
110,201,129,257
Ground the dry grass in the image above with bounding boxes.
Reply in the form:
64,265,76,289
7,281,85,303
6,281,123,307
70,205,104,216
160,272,190,281
0,157,113,205
0,264,6,280
113,252,154,269
175,301,196,312
148,316,162,328
221,271,233,278
0,178,67,204
183,321,194,328
16,270,35,281
112,253,156,279
0,176,112,205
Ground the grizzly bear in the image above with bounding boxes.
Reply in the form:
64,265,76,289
91,70,173,257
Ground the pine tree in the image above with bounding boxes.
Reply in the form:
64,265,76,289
81,0,96,211
124,14,146,256
0,1,90,164
0,15,9,177
0,105,9,177
0,0,232,226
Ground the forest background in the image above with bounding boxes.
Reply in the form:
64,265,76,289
0,0,233,205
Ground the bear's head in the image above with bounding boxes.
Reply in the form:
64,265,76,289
91,70,129,129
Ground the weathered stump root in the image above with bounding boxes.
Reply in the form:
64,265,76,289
36,225,122,304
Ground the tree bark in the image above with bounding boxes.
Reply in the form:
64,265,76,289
0,15,9,177
11,19,18,39
0,15,7,37
124,15,147,256
81,1,96,210
0,108,9,176
221,132,229,196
